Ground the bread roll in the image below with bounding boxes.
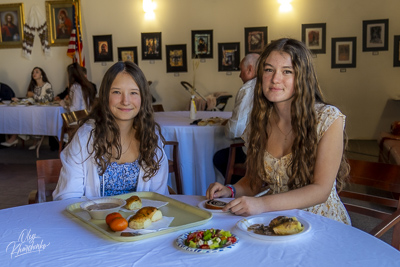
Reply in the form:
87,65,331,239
198,120,207,126
125,195,142,210
128,207,163,229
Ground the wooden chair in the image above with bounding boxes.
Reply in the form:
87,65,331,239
28,159,62,204
59,109,89,156
339,158,400,250
165,141,182,194
225,142,246,185
152,104,165,112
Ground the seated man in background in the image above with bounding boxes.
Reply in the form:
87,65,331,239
0,81,15,100
0,82,15,144
213,53,260,184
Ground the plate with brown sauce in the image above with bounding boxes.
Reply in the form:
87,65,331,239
236,213,311,241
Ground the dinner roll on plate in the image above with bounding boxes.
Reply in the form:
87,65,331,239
128,207,163,229
125,195,142,210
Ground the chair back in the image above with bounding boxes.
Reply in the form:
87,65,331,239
59,109,89,155
225,142,246,185
339,158,400,250
165,141,182,194
215,95,232,111
152,104,164,112
28,159,62,204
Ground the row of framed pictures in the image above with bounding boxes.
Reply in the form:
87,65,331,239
92,27,266,72
93,26,266,61
302,19,389,54
303,19,400,68
93,34,242,73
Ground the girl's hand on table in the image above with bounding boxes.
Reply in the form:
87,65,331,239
223,196,266,216
206,182,231,199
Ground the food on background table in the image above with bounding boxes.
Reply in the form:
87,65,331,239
204,199,227,210
185,229,237,249
248,216,304,236
128,206,162,229
125,195,142,210
197,120,208,126
105,212,128,232
197,117,224,126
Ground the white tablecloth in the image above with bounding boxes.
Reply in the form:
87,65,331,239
1,195,399,266
0,105,65,139
155,111,232,195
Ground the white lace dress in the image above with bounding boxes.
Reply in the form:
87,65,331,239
244,103,351,225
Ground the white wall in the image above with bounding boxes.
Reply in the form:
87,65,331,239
0,0,399,139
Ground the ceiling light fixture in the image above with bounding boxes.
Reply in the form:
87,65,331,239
143,0,156,20
278,0,293,12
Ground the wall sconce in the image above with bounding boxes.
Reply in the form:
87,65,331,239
278,0,293,12
143,0,156,19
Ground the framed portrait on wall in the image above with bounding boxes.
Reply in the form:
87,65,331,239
0,3,24,48
244,26,267,54
191,30,213,58
45,0,79,46
394,36,400,67
301,23,326,54
218,42,240,72
118,46,138,65
93,35,113,62
141,32,162,60
166,44,187,73
362,19,388,52
331,37,357,69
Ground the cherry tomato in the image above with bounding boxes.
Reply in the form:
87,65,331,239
227,236,237,243
199,244,210,249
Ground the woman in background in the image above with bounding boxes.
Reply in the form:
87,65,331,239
60,63,95,112
26,67,54,103
53,61,169,200
206,38,351,224
1,67,54,149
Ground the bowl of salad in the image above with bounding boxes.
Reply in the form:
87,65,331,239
176,228,239,253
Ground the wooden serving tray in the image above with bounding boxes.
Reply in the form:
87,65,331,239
66,192,212,242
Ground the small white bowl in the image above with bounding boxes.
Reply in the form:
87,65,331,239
80,198,126,220
2,100,11,105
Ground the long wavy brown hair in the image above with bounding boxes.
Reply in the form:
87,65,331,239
67,63,96,109
246,38,349,192
27,67,50,92
79,61,165,180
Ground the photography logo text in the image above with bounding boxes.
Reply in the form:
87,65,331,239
6,229,50,258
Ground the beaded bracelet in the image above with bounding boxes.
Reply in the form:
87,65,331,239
226,184,236,198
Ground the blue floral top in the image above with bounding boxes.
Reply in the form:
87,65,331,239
99,160,140,196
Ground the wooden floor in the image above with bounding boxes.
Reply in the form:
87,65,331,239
0,138,393,245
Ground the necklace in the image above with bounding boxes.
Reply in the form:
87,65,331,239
273,114,292,142
121,137,133,154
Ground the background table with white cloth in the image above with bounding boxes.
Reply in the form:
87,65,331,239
154,111,232,195
1,195,399,266
0,104,65,139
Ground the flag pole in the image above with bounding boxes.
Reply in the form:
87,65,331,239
75,0,82,66
78,0,83,66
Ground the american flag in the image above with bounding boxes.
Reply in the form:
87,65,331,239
67,2,85,67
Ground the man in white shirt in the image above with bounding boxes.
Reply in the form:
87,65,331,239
213,53,260,184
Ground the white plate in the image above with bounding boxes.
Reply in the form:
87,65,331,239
175,229,239,253
197,198,233,213
236,214,311,241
